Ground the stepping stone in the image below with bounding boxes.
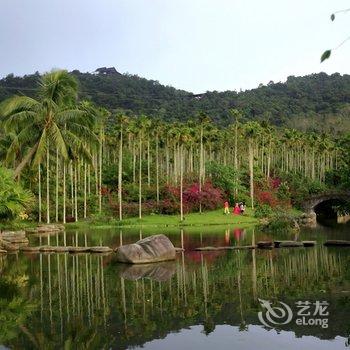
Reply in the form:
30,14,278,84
279,241,303,247
302,241,317,247
20,246,41,252
0,230,26,239
89,246,113,253
215,246,256,250
53,246,72,252
194,246,219,251
68,246,90,253
273,240,283,247
39,246,56,252
229,245,256,250
257,241,274,248
37,224,64,233
324,240,350,247
3,238,29,244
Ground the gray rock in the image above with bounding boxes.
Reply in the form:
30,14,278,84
89,246,113,253
37,224,64,233
324,240,350,247
39,246,56,252
0,230,26,239
68,246,90,253
257,241,274,248
302,241,317,247
115,234,176,264
279,241,303,247
0,239,19,251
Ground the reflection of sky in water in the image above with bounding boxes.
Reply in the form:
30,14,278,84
138,325,347,350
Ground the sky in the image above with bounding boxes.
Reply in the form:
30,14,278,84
1,0,350,93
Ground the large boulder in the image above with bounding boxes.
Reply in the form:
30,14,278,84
115,234,176,264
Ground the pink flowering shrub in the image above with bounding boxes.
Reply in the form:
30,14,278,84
111,180,224,217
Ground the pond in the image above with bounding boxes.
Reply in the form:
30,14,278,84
0,224,349,349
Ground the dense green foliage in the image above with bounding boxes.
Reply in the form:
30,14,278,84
0,166,33,220
1,69,350,224
2,70,350,132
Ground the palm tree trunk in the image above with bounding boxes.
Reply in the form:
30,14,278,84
139,131,142,219
199,126,203,213
234,118,238,198
118,125,123,221
248,139,254,209
56,149,59,222
147,138,151,186
46,146,50,224
84,162,87,219
99,133,103,213
88,164,91,196
133,140,136,183
38,163,42,222
70,162,74,217
156,133,159,204
267,141,271,179
74,164,78,221
63,161,66,224
180,144,184,221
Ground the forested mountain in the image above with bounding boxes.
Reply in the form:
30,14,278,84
1,68,350,132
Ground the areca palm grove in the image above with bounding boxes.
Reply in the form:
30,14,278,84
0,70,348,223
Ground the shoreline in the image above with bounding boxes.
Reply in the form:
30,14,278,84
1,209,259,231
64,208,259,230
1,208,304,231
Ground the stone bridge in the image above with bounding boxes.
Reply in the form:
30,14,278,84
302,191,350,214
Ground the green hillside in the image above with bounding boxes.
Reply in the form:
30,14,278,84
1,68,350,132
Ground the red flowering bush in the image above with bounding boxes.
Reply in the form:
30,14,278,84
271,177,282,189
109,180,224,217
256,190,278,207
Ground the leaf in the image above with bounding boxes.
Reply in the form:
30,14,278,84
321,50,331,63
331,13,335,21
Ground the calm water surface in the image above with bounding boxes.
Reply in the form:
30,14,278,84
0,223,349,349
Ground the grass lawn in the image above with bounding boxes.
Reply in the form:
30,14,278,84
66,208,258,229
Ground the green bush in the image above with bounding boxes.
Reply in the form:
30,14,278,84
254,203,274,218
0,166,34,221
265,211,299,233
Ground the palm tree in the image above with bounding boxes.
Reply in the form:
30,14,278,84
0,70,98,222
197,113,211,213
137,115,151,219
117,114,129,221
243,122,262,209
178,125,190,221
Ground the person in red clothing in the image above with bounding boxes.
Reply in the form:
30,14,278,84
224,201,230,214
233,203,241,215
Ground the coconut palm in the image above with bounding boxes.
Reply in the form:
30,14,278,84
116,114,129,221
137,115,151,219
243,121,262,209
0,70,98,223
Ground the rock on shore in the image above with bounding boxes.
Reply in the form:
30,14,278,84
115,234,176,264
